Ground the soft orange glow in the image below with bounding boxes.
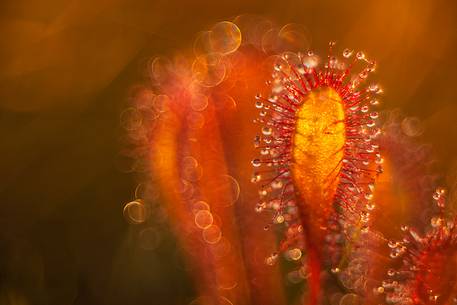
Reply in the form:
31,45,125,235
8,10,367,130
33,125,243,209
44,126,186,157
148,92,252,304
2,2,457,305
119,15,456,305
292,87,345,219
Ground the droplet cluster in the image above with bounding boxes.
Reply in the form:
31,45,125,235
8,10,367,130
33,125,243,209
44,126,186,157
381,188,457,305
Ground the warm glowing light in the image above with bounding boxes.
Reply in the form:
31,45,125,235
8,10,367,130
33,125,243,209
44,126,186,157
292,87,345,212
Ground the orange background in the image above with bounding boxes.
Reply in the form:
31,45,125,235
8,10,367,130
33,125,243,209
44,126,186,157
1,0,457,304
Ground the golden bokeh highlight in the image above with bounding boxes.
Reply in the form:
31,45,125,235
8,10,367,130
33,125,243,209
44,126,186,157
204,175,240,207
150,57,173,84
187,112,206,129
190,93,210,111
209,21,242,55
277,23,311,51
194,210,214,229
192,200,211,214
288,248,302,261
202,225,222,244
153,94,171,113
192,54,227,87
123,200,148,224
120,107,143,131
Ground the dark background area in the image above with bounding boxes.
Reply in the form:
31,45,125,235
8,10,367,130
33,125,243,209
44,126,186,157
1,0,457,304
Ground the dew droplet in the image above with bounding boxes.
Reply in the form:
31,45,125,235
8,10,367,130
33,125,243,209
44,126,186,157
358,70,369,79
430,216,444,228
255,101,264,109
356,51,365,60
260,148,269,156
275,214,285,224
271,180,283,189
255,204,264,213
265,252,278,265
262,127,273,136
251,172,261,183
251,159,261,167
343,49,353,58
370,112,379,119
288,248,302,260
370,99,379,106
368,84,379,92
388,240,397,248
